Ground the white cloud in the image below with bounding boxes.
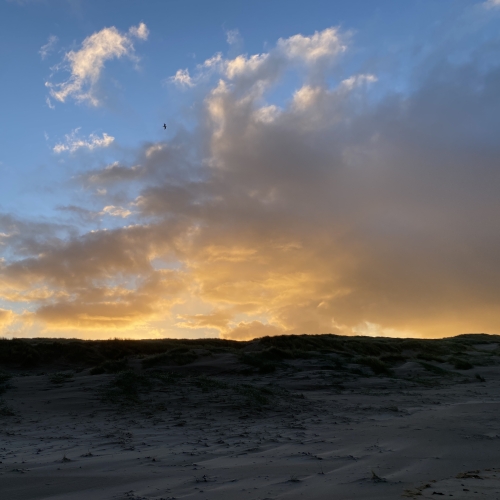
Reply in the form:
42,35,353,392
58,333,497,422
277,27,347,63
100,205,132,218
170,68,194,87
202,53,223,68
340,73,377,90
168,54,226,88
39,35,58,60
254,104,280,123
128,22,149,40
225,53,269,79
0,232,12,246
53,128,114,153
226,29,242,46
484,0,500,8
292,85,323,110
168,27,347,90
145,143,165,157
46,23,148,106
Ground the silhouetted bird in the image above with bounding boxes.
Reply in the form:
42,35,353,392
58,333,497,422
163,123,167,129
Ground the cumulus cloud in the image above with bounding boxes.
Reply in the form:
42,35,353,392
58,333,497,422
277,28,347,62
128,22,149,40
46,23,148,106
2,25,500,339
168,27,346,91
53,128,114,153
39,35,58,60
170,68,194,87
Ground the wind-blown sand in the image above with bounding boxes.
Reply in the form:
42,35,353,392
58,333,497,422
1,335,500,499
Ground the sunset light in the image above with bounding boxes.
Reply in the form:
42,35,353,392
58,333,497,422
1,1,499,341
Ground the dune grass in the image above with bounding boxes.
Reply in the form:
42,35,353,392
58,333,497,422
0,334,497,390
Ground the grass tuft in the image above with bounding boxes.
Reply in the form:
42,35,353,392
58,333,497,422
234,383,272,405
104,370,153,402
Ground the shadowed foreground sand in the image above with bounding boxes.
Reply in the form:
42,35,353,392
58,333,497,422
1,334,500,499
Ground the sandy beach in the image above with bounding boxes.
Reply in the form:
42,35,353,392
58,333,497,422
1,335,500,500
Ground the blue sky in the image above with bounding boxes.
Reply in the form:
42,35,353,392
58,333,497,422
1,0,500,339
0,0,491,218
0,0,482,217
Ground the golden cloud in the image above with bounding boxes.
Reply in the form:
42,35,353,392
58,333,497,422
221,321,284,341
2,27,500,339
0,308,14,328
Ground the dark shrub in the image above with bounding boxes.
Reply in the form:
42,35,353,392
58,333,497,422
234,384,272,405
356,356,393,376
90,359,128,375
419,362,449,376
240,353,278,373
453,358,473,370
107,370,152,401
142,348,198,368
417,353,445,363
380,354,407,364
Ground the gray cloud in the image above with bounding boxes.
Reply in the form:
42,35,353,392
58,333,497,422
79,162,146,185
2,25,500,338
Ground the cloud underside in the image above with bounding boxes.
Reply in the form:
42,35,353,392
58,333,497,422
3,26,500,339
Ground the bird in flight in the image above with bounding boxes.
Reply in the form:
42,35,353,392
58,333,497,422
163,123,167,129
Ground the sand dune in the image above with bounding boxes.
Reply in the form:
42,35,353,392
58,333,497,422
1,335,500,499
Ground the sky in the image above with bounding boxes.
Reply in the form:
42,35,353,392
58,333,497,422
1,0,500,340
